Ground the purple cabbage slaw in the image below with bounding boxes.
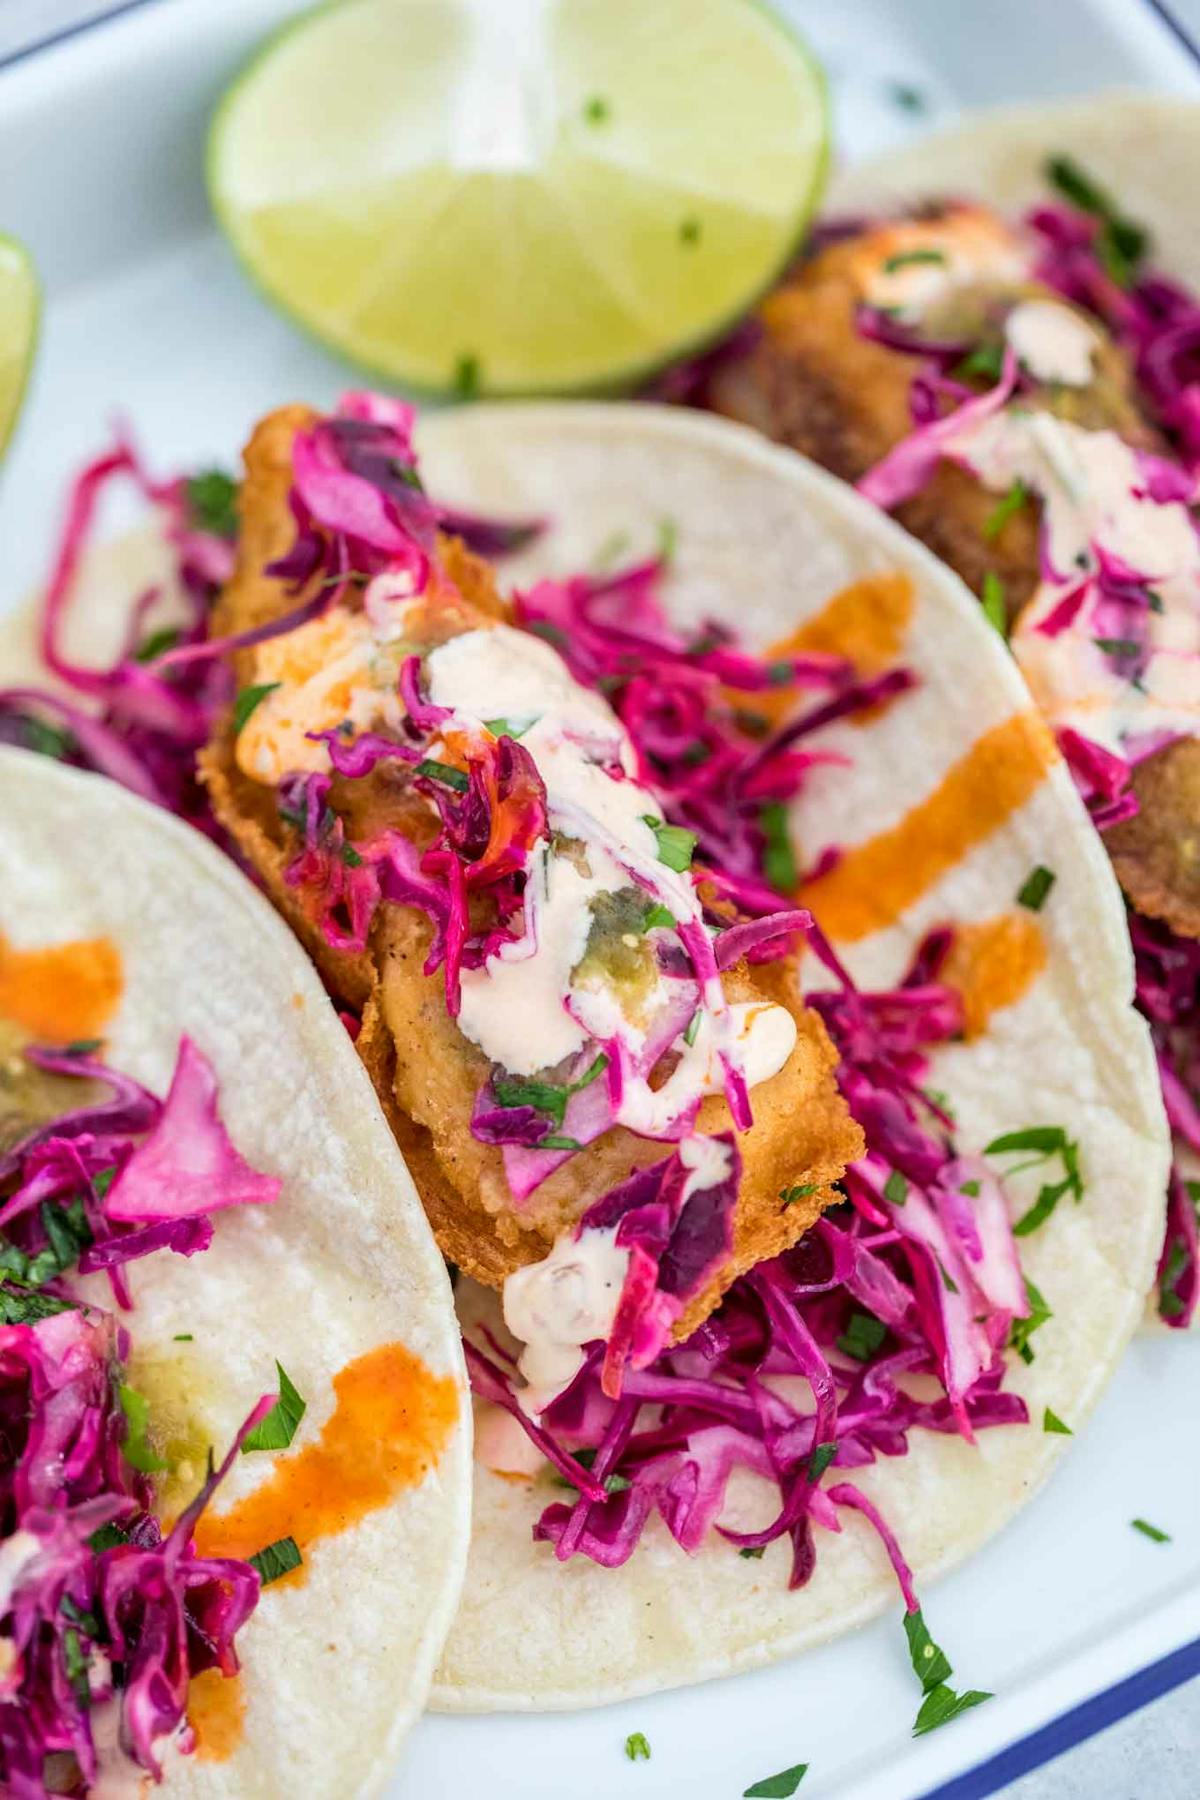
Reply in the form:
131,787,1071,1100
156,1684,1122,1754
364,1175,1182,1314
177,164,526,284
0,1035,281,1796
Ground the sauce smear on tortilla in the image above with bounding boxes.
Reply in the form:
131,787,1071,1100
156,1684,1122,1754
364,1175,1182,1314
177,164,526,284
940,913,1046,1037
194,1342,457,1584
188,1668,245,1761
801,712,1056,941
0,931,121,1041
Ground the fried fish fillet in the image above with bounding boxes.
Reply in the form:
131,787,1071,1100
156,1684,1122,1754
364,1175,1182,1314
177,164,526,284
707,208,1199,940
200,407,862,1327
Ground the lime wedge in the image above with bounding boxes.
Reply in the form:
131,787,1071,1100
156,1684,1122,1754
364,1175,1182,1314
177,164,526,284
208,0,828,394
0,235,38,456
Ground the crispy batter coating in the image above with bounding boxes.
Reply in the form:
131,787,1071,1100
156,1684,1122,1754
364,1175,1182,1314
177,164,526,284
1107,738,1200,938
707,217,1153,625
201,408,862,1322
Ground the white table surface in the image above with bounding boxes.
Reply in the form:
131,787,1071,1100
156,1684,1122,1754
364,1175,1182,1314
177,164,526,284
1,2,1198,1796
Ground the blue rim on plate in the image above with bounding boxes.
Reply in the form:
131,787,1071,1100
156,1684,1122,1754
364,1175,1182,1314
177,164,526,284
1,3,1198,1797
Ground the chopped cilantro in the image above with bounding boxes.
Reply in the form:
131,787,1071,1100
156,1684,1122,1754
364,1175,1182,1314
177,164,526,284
241,1362,307,1454
483,716,533,740
92,1167,115,1200
1159,1240,1188,1319
61,1595,101,1637
1017,865,1056,911
19,715,74,760
914,1685,992,1736
539,1135,584,1151
807,1442,837,1483
133,626,180,664
739,1545,765,1560
956,339,1005,383
494,1056,607,1132
760,800,797,892
1093,636,1142,660
904,1607,992,1737
233,683,281,735
624,1732,651,1762
583,94,610,124
62,1626,90,1704
1045,154,1147,287
249,1535,303,1586
453,354,481,398
640,815,697,873
684,1010,702,1048
959,1179,981,1197
173,1333,194,1342
744,1764,808,1798
1043,1407,1072,1435
888,81,927,113
1009,1277,1052,1365
89,1522,130,1553
63,1038,102,1057
118,1385,168,1473
981,571,1008,637
883,1170,908,1206
983,479,1029,540
882,248,946,272
985,1125,1083,1236
185,468,238,539
415,758,469,793
780,1183,818,1207
836,1310,886,1363
642,902,676,932
1131,1518,1170,1543
657,516,678,565
679,217,702,246
528,621,569,651
0,1288,77,1325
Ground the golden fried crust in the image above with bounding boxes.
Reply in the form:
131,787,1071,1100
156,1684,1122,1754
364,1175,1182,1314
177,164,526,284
201,406,863,1328
1107,737,1200,939
708,228,1153,625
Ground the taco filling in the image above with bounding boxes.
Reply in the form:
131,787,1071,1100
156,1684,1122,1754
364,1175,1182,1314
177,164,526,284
696,151,1200,1326
0,1021,281,1796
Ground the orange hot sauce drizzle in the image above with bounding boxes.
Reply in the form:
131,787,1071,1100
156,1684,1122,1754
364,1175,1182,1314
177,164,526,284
0,932,122,1041
801,713,1058,943
940,913,1047,1037
744,573,916,731
188,1342,457,1760
193,1341,457,1578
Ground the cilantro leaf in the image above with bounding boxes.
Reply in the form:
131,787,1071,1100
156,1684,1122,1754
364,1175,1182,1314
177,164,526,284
986,1126,1083,1237
241,1362,307,1454
186,469,238,539
883,1170,908,1206
233,683,281,735
640,815,697,873
249,1535,302,1586
836,1311,886,1363
118,1385,168,1473
780,1183,818,1207
1043,1407,1072,1435
981,571,1008,637
983,479,1029,541
624,1732,651,1762
904,1607,953,1692
744,1764,808,1797
913,1685,992,1737
882,248,946,272
759,800,797,892
642,902,676,932
1131,1517,1171,1543
0,1288,78,1325
415,758,469,793
806,1442,837,1483
1017,865,1056,911
1008,1277,1052,1365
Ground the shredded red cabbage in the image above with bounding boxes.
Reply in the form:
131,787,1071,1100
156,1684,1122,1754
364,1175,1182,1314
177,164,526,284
1132,916,1200,1326
0,1037,282,1796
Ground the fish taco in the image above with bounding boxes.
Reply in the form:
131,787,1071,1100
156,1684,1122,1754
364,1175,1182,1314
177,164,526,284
0,393,1170,1709
0,749,470,1790
695,93,1200,1328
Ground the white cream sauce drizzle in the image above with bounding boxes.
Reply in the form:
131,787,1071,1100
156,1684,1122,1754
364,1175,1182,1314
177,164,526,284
503,1225,629,1415
1004,299,1099,387
944,409,1200,753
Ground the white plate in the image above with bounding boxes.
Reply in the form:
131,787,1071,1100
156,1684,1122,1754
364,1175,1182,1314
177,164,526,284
1,4,1198,1797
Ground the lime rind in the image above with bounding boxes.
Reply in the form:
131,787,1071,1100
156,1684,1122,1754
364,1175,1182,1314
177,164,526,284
0,233,39,458
208,0,829,397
